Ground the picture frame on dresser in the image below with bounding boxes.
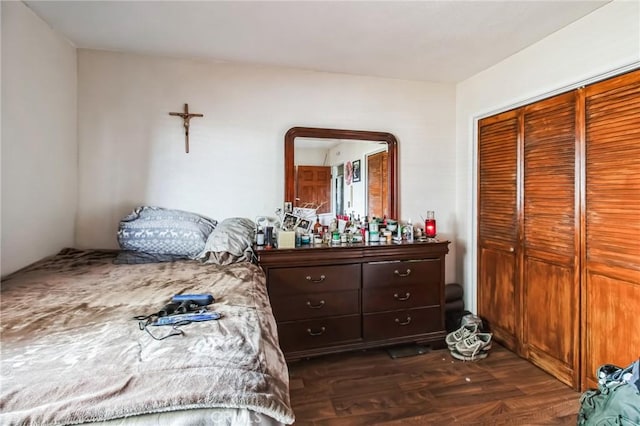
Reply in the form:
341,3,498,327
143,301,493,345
281,213,299,231
297,218,311,232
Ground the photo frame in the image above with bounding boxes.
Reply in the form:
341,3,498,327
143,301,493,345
281,213,300,231
284,201,293,214
297,218,311,233
352,160,361,183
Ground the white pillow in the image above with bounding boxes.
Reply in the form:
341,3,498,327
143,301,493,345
198,217,256,265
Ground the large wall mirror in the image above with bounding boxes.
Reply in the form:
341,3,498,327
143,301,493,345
285,127,398,220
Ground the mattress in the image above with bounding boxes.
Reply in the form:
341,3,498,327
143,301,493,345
0,248,294,425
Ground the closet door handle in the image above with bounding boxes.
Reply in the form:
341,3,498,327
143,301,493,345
394,292,411,301
395,316,412,326
306,274,326,283
394,268,412,277
307,326,326,336
306,300,326,309
509,247,515,253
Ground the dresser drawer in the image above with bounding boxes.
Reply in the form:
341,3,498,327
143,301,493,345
270,290,360,321
277,315,361,352
363,284,438,313
269,264,361,295
363,307,442,341
363,259,440,289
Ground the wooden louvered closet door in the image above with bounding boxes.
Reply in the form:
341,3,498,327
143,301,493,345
477,110,520,351
521,92,580,388
478,69,639,391
582,69,640,389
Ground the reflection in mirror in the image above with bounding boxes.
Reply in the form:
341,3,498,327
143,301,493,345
295,138,387,218
285,127,398,221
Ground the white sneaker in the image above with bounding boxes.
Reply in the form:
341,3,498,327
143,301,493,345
450,348,489,362
452,333,493,361
445,323,479,350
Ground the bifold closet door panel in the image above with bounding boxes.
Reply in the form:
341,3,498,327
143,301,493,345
583,69,640,389
478,247,518,350
477,110,520,351
521,91,580,389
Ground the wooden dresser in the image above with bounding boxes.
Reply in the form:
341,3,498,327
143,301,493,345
256,241,449,360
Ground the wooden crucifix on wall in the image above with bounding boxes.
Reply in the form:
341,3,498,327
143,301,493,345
169,103,203,153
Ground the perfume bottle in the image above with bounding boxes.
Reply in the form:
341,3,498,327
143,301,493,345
313,216,322,234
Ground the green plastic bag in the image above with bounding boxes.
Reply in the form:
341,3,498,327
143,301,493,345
578,361,640,426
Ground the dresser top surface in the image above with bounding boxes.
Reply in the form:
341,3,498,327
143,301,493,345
256,239,450,267
257,239,448,251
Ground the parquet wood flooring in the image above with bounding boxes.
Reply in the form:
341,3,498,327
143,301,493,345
287,344,581,425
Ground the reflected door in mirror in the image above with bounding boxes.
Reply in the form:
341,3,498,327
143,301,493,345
368,151,388,218
295,166,331,214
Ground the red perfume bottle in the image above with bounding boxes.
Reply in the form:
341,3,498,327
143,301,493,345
425,211,436,238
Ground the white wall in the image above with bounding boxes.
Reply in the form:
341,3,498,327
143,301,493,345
295,147,327,166
76,50,458,279
1,1,77,277
455,0,640,309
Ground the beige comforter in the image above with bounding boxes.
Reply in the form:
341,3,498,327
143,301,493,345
0,249,294,425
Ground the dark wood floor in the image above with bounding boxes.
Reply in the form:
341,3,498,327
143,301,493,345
287,344,581,425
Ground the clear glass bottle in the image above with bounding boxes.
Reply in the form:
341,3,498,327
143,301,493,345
256,226,265,246
406,218,414,242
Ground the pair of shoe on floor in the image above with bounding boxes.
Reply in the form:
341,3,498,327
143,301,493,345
446,323,492,361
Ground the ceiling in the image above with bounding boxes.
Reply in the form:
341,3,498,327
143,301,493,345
24,0,609,83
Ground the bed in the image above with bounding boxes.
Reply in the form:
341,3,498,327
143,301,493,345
1,221,295,425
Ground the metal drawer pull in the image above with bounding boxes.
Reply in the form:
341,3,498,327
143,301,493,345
395,316,412,326
394,269,412,277
306,300,326,309
307,326,326,336
305,274,326,283
394,292,411,301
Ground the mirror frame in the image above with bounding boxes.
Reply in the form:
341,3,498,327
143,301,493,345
285,126,398,219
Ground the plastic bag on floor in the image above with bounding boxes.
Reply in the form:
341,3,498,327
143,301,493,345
578,359,640,425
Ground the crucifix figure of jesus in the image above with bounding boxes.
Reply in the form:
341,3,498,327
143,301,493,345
169,103,203,153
